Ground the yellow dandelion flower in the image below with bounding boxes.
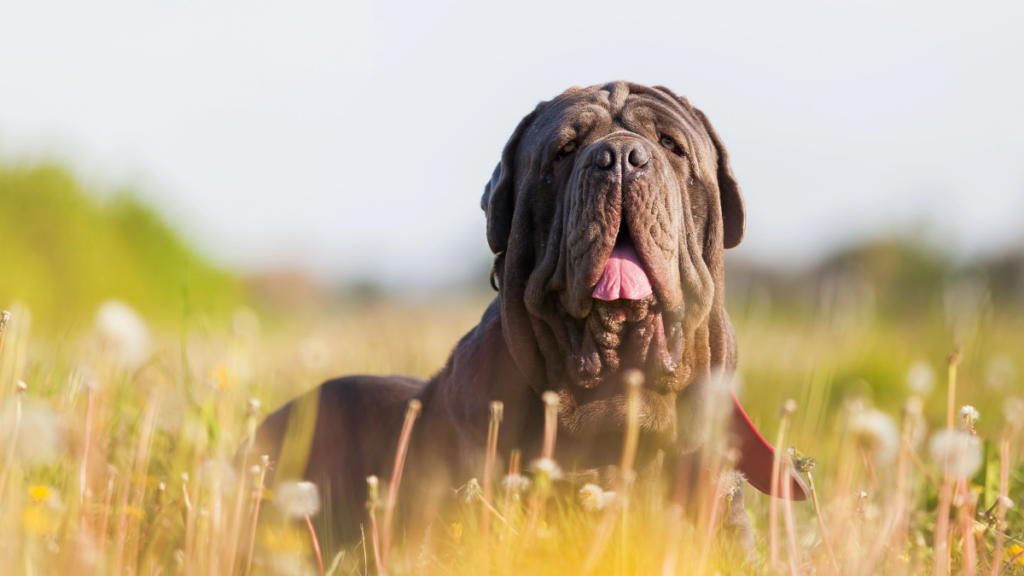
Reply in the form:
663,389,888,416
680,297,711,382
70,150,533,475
450,522,463,543
22,504,57,534
123,505,145,519
260,525,309,554
208,366,234,390
28,485,52,502
1006,545,1024,565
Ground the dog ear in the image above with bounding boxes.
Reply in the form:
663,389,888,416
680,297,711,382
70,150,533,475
691,106,746,249
480,104,543,254
654,87,746,250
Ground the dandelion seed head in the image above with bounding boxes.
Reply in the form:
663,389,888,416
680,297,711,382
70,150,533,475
715,471,746,499
274,481,321,518
454,478,482,503
198,459,238,493
529,457,563,480
501,473,531,493
542,391,559,409
74,365,100,392
10,401,65,465
95,300,151,370
929,429,983,478
578,484,616,511
849,408,900,464
906,361,935,396
959,405,980,427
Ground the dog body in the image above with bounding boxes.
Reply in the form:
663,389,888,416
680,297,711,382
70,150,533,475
252,81,790,552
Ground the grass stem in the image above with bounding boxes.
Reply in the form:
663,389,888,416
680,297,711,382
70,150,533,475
381,398,421,574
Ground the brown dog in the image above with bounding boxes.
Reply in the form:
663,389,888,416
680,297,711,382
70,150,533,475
250,81,805,554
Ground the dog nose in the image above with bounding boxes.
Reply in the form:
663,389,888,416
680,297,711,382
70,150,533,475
594,146,615,170
593,140,651,179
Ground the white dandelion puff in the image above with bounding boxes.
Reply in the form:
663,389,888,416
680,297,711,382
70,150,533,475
715,470,747,500
501,474,531,493
453,478,482,503
7,401,66,465
906,361,935,396
529,458,563,480
198,459,238,494
95,300,151,370
578,484,617,511
959,405,980,427
275,480,322,519
849,408,900,465
1004,397,1024,429
929,429,982,478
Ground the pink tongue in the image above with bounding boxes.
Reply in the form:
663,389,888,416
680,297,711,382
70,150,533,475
592,242,654,301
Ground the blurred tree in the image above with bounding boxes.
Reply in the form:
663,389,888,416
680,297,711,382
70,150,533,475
0,163,245,331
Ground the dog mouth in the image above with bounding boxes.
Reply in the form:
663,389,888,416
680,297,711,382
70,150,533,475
561,230,686,393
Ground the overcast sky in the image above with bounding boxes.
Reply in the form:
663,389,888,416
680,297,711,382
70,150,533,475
2,1,1022,287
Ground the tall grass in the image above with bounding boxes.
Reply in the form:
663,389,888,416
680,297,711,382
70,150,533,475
0,290,1022,575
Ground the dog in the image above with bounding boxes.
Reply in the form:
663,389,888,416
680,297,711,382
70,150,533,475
250,81,806,555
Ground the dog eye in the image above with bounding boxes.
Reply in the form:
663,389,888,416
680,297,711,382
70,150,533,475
660,135,685,157
555,141,576,161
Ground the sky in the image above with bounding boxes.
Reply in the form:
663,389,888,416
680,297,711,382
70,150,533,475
1,0,1022,288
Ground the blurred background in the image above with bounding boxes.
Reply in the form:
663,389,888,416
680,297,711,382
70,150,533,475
1,1,1022,386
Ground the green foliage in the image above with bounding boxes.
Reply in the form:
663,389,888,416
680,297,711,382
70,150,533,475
0,163,244,330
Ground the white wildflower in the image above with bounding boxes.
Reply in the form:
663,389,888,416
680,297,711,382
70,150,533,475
74,365,100,392
929,429,982,478
959,405,980,428
579,484,617,511
275,480,322,518
906,362,935,396
715,470,746,500
529,458,563,480
997,495,1015,510
95,300,151,370
453,478,482,503
1004,397,1024,429
501,474,531,493
849,408,900,465
198,459,238,494
8,401,66,465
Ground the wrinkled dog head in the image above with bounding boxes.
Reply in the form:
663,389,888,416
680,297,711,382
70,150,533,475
482,82,745,451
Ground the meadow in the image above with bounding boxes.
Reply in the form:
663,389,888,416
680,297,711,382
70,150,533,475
2,161,1024,575
0,281,1022,575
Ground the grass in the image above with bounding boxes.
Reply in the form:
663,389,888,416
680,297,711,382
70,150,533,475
0,291,1023,576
